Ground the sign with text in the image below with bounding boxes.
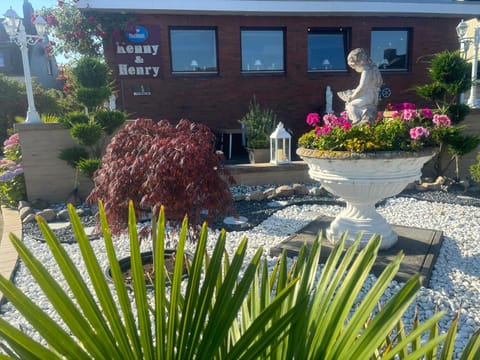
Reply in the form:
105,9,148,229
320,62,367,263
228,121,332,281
114,25,160,78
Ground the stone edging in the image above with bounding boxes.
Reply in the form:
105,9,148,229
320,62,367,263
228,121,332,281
0,206,22,304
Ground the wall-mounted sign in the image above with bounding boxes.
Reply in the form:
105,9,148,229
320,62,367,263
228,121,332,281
133,83,152,96
114,24,160,78
126,25,149,43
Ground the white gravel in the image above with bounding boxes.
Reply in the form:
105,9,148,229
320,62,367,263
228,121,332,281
1,192,480,358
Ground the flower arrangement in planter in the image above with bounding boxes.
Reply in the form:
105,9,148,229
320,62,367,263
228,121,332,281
298,103,458,154
296,104,477,249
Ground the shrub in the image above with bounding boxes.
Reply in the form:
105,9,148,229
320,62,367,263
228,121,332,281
470,153,480,183
59,147,90,168
72,58,110,88
77,158,102,179
94,109,126,135
70,122,103,147
59,111,89,128
0,133,26,207
87,118,236,235
0,203,479,358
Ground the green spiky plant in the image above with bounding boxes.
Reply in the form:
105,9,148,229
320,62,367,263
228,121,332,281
0,203,478,359
416,51,480,179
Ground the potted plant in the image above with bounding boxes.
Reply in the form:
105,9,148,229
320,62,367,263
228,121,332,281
297,104,477,249
239,95,277,163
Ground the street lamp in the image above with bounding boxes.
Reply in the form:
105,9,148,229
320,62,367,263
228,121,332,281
2,7,47,123
456,19,480,109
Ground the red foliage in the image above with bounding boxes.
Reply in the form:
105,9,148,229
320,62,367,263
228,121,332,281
87,118,236,235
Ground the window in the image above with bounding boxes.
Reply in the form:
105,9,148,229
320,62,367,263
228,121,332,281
307,28,350,72
169,28,218,73
241,28,285,73
370,29,410,71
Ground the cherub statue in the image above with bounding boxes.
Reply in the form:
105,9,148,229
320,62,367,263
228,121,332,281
337,48,383,125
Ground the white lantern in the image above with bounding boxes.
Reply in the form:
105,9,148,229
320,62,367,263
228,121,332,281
270,122,291,165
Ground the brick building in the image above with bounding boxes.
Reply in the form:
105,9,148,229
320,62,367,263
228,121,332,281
77,0,480,158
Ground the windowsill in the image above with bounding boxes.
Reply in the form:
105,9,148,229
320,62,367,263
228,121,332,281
241,70,285,77
171,71,219,77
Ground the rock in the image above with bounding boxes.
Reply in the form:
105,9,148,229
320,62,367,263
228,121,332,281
57,209,70,221
22,213,36,224
234,194,246,201
417,176,445,191
310,187,326,196
292,183,309,195
249,190,266,201
19,206,34,221
262,187,276,198
76,208,91,217
275,185,294,197
37,209,57,222
30,198,50,210
18,201,30,210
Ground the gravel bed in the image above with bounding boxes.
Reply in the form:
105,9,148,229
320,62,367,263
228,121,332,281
1,185,480,357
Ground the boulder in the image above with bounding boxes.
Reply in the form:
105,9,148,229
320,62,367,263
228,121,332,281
37,209,57,222
275,185,294,197
19,206,34,221
249,191,266,201
292,183,309,195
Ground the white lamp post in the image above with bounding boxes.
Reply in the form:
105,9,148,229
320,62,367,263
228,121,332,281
2,7,47,123
270,122,291,165
456,19,480,109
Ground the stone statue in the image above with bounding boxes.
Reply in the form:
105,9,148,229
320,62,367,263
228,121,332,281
325,86,333,114
337,48,383,125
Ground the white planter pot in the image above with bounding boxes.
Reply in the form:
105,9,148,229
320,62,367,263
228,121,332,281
297,148,437,249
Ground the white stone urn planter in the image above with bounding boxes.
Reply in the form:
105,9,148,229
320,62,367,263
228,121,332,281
297,147,437,249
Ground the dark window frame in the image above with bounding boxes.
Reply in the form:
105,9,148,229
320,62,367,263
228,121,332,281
168,26,219,76
307,27,351,73
370,27,412,73
240,27,286,76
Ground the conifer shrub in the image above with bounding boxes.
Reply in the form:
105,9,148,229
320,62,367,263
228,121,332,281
87,118,236,235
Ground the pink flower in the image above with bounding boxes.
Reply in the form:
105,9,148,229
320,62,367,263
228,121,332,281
343,122,352,130
340,111,349,120
391,111,401,119
322,113,337,126
409,126,430,140
402,109,418,121
3,133,20,150
421,108,433,118
306,113,320,126
432,114,451,127
323,125,332,134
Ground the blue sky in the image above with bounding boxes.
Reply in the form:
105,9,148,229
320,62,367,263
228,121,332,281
6,0,58,17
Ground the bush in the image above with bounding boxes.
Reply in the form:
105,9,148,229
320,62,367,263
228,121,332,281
470,153,480,183
59,111,90,128
94,109,126,135
77,158,102,178
87,118,236,235
0,204,479,358
59,147,90,167
0,133,26,207
70,122,103,147
71,57,110,88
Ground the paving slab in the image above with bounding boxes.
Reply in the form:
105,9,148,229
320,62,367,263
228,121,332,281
270,216,443,287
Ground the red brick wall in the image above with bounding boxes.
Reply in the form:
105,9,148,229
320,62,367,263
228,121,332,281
104,14,462,147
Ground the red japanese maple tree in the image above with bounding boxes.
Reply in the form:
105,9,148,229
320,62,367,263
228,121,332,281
87,118,236,235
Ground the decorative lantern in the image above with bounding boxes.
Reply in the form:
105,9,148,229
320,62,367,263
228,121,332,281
270,122,291,165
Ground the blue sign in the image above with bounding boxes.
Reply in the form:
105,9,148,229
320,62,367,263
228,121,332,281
127,25,149,43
